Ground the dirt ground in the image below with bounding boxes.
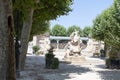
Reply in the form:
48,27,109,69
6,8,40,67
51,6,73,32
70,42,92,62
17,55,120,80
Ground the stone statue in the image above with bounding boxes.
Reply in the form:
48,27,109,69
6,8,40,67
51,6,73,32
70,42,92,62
64,30,82,58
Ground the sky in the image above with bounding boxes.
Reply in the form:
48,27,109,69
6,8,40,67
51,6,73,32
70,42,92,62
50,0,114,29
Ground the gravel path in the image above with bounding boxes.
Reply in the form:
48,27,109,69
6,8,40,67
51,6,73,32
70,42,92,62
17,55,120,80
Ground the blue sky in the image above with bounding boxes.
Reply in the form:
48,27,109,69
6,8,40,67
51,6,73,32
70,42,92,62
50,0,114,29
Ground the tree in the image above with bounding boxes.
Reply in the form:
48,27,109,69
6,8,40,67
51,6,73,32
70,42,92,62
92,5,120,60
0,0,16,80
51,24,67,36
92,14,105,41
82,26,92,37
67,25,82,36
92,5,120,49
13,0,73,70
20,8,34,70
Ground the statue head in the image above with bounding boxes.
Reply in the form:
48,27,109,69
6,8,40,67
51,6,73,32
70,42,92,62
74,29,79,36
70,30,80,42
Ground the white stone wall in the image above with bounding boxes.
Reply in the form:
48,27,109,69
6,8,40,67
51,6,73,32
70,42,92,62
27,36,37,54
81,38,104,55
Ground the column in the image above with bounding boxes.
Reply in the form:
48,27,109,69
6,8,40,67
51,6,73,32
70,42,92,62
56,40,59,49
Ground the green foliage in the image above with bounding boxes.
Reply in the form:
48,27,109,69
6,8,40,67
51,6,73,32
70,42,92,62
45,47,59,69
92,14,105,40
32,0,73,37
13,0,73,21
92,3,120,65
30,21,50,41
45,53,55,60
13,0,35,19
51,58,59,69
13,0,73,40
67,25,82,36
34,0,73,21
82,26,92,37
92,5,120,49
45,53,54,69
45,53,59,69
109,48,118,59
51,24,67,36
32,45,40,53
114,0,120,22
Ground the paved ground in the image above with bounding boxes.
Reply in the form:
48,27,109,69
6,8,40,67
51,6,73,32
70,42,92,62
17,54,120,80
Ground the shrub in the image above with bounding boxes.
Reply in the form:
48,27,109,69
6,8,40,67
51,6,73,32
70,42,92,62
45,53,55,69
32,45,39,54
45,47,59,69
51,58,59,69
45,53,55,59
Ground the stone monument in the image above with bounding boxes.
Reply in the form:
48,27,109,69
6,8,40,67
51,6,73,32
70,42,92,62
63,30,85,62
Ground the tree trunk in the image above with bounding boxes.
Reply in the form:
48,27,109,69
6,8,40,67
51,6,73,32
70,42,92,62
0,0,16,80
20,8,34,70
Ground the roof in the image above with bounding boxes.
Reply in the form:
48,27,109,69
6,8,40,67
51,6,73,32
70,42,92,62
50,36,88,40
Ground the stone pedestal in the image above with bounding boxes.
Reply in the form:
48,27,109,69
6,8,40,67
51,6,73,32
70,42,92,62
63,55,86,63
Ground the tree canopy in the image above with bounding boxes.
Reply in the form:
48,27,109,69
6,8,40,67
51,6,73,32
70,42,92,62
82,26,92,37
13,0,73,39
50,24,67,36
13,0,73,21
92,5,120,49
67,25,82,36
30,21,50,40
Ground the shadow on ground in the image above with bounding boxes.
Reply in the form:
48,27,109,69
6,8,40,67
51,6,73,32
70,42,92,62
95,64,106,69
98,70,120,80
17,55,92,80
40,62,92,80
94,64,120,80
